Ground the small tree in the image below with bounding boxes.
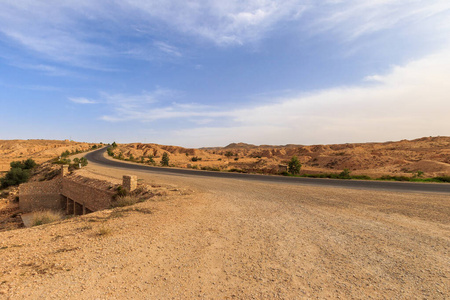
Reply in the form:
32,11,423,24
1,168,31,188
111,141,118,148
80,157,88,167
288,156,302,175
339,168,351,179
107,147,114,156
61,150,70,157
161,152,169,166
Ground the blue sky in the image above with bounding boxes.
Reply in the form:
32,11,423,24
1,1,449,147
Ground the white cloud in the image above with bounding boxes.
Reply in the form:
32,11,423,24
68,45,450,146
0,0,449,67
122,0,308,45
309,0,450,41
153,41,182,57
143,49,450,147
69,97,97,104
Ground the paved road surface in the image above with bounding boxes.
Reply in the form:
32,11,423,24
86,148,450,194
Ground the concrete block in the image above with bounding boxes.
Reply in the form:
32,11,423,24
123,175,137,192
61,165,69,177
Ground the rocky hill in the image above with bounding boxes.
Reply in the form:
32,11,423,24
109,136,450,178
0,140,99,172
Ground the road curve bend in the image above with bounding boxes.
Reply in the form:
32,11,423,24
85,148,450,194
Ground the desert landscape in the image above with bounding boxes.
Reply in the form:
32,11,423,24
0,140,100,173
108,136,450,178
0,138,449,298
3,2,450,298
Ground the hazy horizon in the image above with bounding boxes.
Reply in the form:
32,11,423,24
1,135,448,150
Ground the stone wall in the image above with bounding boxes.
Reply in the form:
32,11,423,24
62,179,115,212
19,165,118,214
19,179,64,213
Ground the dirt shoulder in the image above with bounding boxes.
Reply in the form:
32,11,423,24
0,160,449,299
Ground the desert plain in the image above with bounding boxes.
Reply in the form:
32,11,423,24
0,138,449,298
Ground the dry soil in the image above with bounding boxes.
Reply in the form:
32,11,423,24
0,161,449,299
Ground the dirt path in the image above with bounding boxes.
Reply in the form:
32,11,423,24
0,162,449,299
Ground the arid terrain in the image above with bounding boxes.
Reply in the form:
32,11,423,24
0,159,449,298
0,140,99,172
0,137,449,298
109,136,450,178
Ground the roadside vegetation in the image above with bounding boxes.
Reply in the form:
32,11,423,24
30,210,64,226
0,158,37,189
110,195,142,208
106,145,450,184
52,147,94,169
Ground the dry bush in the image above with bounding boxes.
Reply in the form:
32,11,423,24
97,226,111,236
111,195,141,208
31,210,63,226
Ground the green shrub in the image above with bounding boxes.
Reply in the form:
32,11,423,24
61,150,71,157
229,168,246,173
338,168,351,179
161,152,169,166
10,158,36,170
107,147,114,156
1,158,37,188
80,157,88,167
432,176,450,183
351,175,372,180
378,175,411,181
147,156,155,165
1,168,30,188
191,156,201,162
288,156,302,175
201,166,221,171
115,186,128,198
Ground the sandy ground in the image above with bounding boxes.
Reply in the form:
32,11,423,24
0,160,449,299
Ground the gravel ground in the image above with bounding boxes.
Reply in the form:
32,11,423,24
0,162,449,299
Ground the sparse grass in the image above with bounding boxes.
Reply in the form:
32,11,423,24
121,207,153,214
228,168,247,173
110,195,141,208
97,226,111,236
31,210,64,226
53,247,80,254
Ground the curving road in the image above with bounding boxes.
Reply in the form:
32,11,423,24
86,148,450,194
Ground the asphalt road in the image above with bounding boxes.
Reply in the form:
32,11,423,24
86,148,450,194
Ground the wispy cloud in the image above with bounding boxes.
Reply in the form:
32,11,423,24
154,41,182,57
68,97,97,104
102,48,450,146
309,0,450,41
122,0,308,45
1,0,449,68
98,89,233,122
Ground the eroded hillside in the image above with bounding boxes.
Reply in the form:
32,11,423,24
0,140,99,172
109,136,450,177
